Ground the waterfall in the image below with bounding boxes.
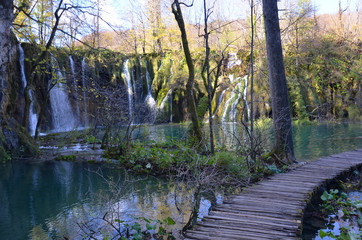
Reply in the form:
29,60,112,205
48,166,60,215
222,75,243,122
50,58,77,132
19,43,38,135
123,59,133,121
145,59,156,124
160,89,172,109
229,82,242,122
69,55,80,119
213,89,226,118
227,52,242,69
19,43,27,92
81,57,88,126
28,90,38,136
243,75,250,120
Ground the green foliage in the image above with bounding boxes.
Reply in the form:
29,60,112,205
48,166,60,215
197,96,209,119
318,189,362,239
211,151,248,177
114,140,251,183
91,216,176,240
347,105,361,121
0,146,11,164
284,34,360,120
54,155,76,161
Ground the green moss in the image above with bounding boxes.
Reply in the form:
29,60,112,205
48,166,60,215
347,105,361,120
16,124,39,157
197,96,209,119
55,155,76,161
0,146,11,164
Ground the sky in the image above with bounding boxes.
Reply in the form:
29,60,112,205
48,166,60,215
312,0,360,14
99,0,361,30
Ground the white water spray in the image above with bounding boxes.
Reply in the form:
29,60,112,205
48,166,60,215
123,59,133,121
50,58,77,132
213,89,226,118
81,57,89,126
145,59,156,124
243,75,250,120
19,43,38,135
69,55,80,119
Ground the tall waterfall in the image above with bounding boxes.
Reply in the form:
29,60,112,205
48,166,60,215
123,59,133,121
28,91,38,136
243,75,250,120
69,55,80,119
222,75,242,122
160,89,172,109
19,43,27,92
157,60,173,123
50,58,77,132
81,58,89,126
145,60,156,123
229,82,242,122
19,43,38,135
213,89,226,118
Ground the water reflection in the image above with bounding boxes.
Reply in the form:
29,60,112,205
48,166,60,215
293,122,362,161
130,122,361,161
0,162,213,239
1,122,361,239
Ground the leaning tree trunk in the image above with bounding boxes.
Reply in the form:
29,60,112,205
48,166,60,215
172,0,203,144
262,0,295,162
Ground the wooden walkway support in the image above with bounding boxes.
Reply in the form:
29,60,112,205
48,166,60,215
184,149,362,240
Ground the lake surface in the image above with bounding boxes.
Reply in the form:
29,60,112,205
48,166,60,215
0,122,361,239
130,122,362,161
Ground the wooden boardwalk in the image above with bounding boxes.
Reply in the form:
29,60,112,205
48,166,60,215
184,149,362,240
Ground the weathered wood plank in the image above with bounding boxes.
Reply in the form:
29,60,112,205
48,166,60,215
184,149,362,240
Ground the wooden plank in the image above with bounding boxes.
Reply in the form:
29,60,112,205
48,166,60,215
184,149,362,240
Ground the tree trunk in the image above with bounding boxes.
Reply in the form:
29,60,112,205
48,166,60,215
0,0,14,118
262,0,295,162
172,0,203,144
204,0,214,154
250,0,255,161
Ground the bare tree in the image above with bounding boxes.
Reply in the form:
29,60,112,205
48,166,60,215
203,0,215,154
172,0,203,145
262,0,295,162
249,0,255,161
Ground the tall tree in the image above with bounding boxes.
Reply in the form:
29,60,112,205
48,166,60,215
172,0,203,145
147,0,163,53
262,0,295,162
203,0,214,154
0,0,14,118
249,0,255,161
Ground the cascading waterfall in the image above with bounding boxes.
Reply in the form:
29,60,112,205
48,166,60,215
160,89,172,110
69,55,80,119
50,57,77,132
222,90,235,122
145,59,156,124
222,75,242,122
28,90,38,136
123,59,133,121
19,43,38,135
81,57,89,126
213,89,226,118
158,60,174,122
243,75,250,120
19,43,27,92
229,82,242,122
